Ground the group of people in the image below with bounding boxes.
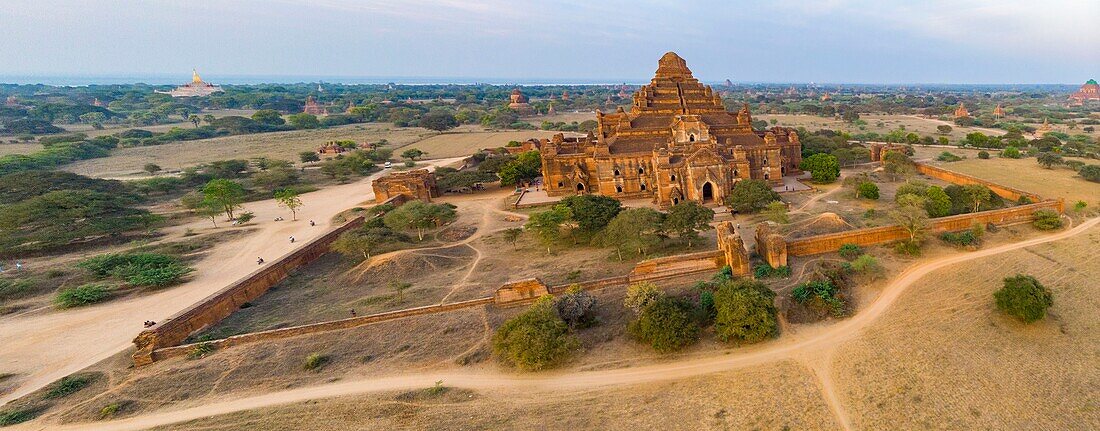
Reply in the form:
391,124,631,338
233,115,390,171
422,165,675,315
256,219,317,265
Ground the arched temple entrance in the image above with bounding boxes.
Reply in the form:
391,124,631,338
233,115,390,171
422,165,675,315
576,183,586,192
702,182,714,203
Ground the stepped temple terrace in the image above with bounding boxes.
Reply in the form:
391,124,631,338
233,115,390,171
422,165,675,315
155,69,224,97
536,52,802,208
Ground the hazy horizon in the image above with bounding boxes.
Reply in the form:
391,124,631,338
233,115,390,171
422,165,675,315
2,0,1097,85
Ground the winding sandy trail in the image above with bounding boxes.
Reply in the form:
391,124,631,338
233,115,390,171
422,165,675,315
0,158,464,406
24,216,1097,431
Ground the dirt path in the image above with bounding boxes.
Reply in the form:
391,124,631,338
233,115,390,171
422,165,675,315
25,217,1098,431
0,158,465,406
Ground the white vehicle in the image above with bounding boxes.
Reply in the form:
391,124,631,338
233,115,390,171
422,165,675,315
384,161,392,169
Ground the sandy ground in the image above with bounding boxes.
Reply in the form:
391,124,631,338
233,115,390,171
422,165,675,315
391,126,573,159
21,217,1098,431
0,157,465,406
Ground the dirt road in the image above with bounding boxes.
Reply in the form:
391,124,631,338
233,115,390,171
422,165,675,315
0,158,464,406
27,217,1098,431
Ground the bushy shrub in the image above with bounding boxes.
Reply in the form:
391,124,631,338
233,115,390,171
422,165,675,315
849,254,883,278
0,406,42,426
79,253,193,287
1032,209,1063,230
713,279,778,344
838,243,862,260
994,274,1053,323
624,281,662,313
856,181,879,200
187,342,216,360
54,284,112,308
553,286,597,329
753,264,791,279
893,240,922,256
45,374,92,399
936,151,962,162
1079,165,1100,182
492,296,579,371
303,352,329,371
1001,146,1021,159
977,150,990,159
791,279,846,318
628,296,700,353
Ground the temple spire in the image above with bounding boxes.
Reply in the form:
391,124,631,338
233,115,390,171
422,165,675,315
192,69,203,84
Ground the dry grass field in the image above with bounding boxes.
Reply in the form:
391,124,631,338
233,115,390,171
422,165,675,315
0,142,44,156
920,148,1100,205
760,113,1008,141
521,111,595,126
831,224,1100,430
63,123,431,178
392,125,571,159
153,360,840,431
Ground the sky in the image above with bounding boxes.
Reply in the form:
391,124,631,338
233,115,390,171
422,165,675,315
0,0,1097,84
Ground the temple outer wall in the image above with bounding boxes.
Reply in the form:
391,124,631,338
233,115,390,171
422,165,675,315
915,163,1043,202
131,215,366,366
785,200,1062,256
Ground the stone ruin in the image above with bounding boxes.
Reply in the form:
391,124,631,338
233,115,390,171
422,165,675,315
373,169,439,204
716,221,752,276
754,221,788,268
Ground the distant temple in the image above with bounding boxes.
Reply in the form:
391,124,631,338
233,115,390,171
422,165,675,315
1035,118,1053,137
820,92,831,102
5,95,19,107
561,90,570,101
373,169,438,204
156,69,224,97
547,101,555,115
1068,79,1100,105
508,88,533,114
992,104,1006,117
317,141,347,155
953,103,970,118
302,96,326,115
536,52,802,209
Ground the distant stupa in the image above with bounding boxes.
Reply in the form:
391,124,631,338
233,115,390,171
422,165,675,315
156,69,224,97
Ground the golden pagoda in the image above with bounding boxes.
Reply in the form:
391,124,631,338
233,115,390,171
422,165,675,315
992,104,1006,117
1035,118,1053,137
156,69,224,97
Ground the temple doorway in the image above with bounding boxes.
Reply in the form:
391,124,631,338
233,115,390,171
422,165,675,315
576,183,585,192
702,182,714,202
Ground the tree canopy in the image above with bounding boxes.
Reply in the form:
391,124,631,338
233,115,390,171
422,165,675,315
725,179,781,213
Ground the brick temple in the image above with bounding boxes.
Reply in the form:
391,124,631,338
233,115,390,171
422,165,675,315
536,52,802,208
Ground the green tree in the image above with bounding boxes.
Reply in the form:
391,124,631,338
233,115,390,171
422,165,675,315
143,163,161,175
1036,152,1062,169
601,208,665,260
188,114,201,128
201,179,246,220
726,179,781,213
842,172,870,198
923,185,952,217
383,201,457,241
799,153,840,183
936,124,952,134
525,205,571,254
856,181,879,200
662,201,714,247
994,274,1053,323
890,194,929,245
961,184,992,213
1001,146,1021,159
628,296,700,353
299,151,320,164
418,111,458,131
502,227,523,249
1081,165,1100,182
498,150,542,186
713,279,778,344
1032,209,1063,230
286,113,320,129
492,296,579,371
557,194,622,237
251,109,285,126
762,201,789,224
401,148,425,161
274,189,303,220
883,151,916,181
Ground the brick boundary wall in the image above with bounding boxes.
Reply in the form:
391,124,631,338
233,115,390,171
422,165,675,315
915,163,1043,202
785,200,1063,256
132,215,367,366
141,251,724,364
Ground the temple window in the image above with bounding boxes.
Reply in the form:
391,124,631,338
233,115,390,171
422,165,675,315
613,169,621,176
689,134,696,142
557,181,564,187
616,185,623,193
640,183,647,191
762,156,768,165
638,167,645,174
670,174,676,181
